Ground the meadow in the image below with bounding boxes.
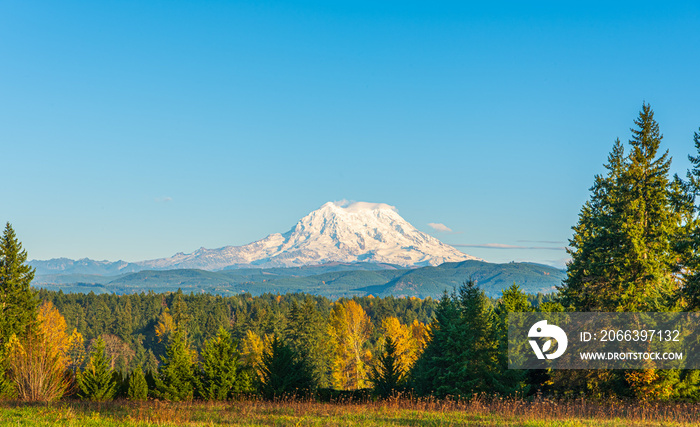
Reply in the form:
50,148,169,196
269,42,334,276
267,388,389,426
1,397,699,427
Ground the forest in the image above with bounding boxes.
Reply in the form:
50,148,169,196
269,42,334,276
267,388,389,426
3,104,700,406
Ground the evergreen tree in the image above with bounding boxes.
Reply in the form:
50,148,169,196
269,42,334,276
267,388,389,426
0,223,39,345
127,367,149,401
411,280,522,398
257,335,315,400
154,331,198,401
77,337,118,401
495,284,535,394
560,104,686,312
679,128,700,309
410,292,460,397
369,336,406,399
200,326,241,400
285,298,330,387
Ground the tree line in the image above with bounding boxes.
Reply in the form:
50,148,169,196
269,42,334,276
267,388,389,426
2,103,700,401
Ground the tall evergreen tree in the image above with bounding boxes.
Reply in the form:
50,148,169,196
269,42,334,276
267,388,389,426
560,104,686,311
678,128,700,309
0,223,40,397
154,331,198,401
257,335,315,400
285,298,330,387
200,327,242,400
77,337,118,401
0,223,39,345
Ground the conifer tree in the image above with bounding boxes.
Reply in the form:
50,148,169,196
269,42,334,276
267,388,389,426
127,367,149,401
285,298,331,387
558,105,697,398
560,104,687,311
77,337,118,401
257,335,315,400
678,128,700,309
411,280,521,398
369,336,406,399
0,223,39,346
200,326,241,400
154,330,198,401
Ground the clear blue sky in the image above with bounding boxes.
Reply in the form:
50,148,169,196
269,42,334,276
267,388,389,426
2,1,700,268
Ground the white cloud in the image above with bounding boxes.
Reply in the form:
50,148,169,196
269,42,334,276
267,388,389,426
331,200,398,213
155,196,173,203
428,223,453,232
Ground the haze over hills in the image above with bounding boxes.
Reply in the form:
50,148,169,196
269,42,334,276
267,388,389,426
34,261,565,299
30,201,477,275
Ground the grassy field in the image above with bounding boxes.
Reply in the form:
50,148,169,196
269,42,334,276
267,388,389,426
2,397,700,426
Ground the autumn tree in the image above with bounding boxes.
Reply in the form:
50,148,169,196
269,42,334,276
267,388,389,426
5,301,72,401
239,329,272,378
328,300,373,390
380,317,429,374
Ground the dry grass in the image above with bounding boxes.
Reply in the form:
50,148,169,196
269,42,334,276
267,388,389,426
1,396,700,426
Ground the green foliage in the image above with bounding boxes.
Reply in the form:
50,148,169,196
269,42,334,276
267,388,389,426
0,223,39,346
41,260,564,299
77,337,118,401
369,336,406,398
154,331,199,401
0,357,16,398
257,336,316,400
127,367,148,401
678,128,700,309
285,298,330,387
560,104,686,312
411,280,525,398
200,327,243,400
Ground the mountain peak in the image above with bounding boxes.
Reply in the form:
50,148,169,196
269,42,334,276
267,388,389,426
136,201,478,270
33,201,479,273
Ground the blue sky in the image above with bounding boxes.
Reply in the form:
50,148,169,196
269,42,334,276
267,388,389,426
2,1,700,268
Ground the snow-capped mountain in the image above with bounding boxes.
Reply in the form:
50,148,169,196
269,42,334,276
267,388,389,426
31,201,478,274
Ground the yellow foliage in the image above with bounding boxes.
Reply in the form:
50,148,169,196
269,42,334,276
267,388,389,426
380,317,430,373
625,369,673,400
36,301,71,367
239,330,272,377
328,300,373,390
5,301,72,401
411,319,431,353
155,310,176,343
67,329,86,370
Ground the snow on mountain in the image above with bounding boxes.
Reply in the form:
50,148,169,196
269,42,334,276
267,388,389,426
136,201,478,270
30,201,479,274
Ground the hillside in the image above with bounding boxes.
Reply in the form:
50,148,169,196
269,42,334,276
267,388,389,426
35,260,564,298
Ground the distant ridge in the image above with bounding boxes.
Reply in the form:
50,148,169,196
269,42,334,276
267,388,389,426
34,260,564,299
